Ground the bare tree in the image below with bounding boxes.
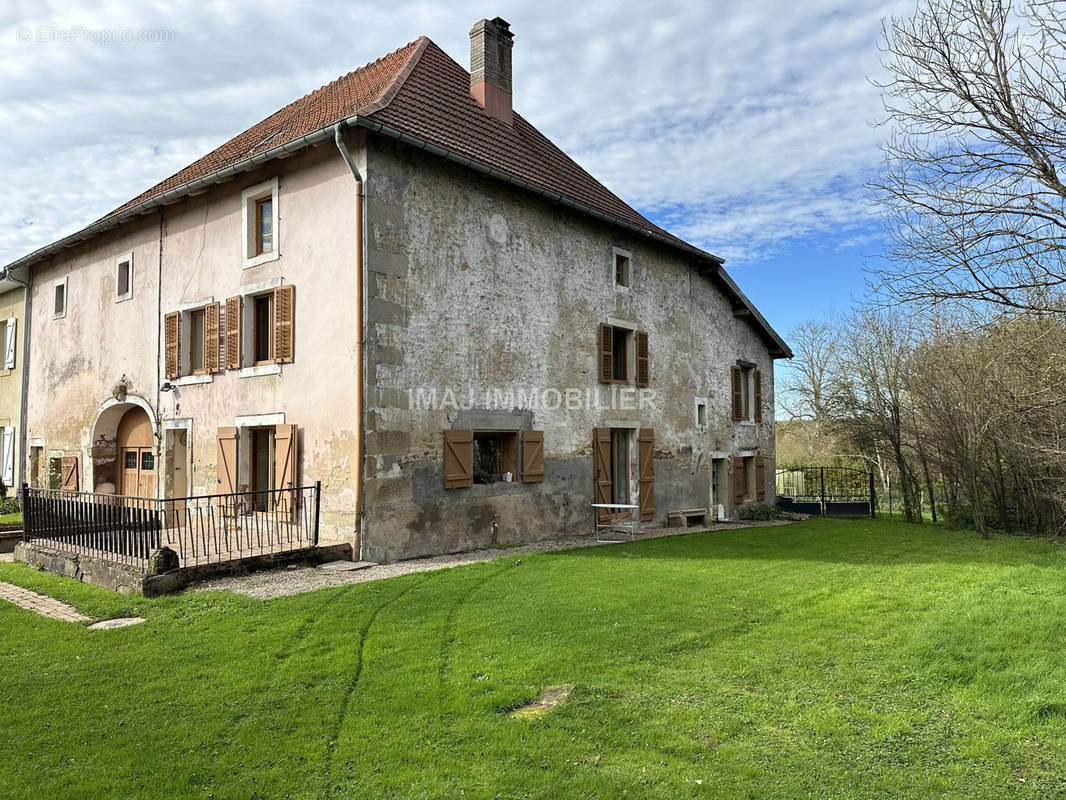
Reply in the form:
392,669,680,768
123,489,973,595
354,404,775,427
874,0,1066,311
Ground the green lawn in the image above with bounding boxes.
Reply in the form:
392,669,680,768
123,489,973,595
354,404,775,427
0,512,22,525
2,518,1065,799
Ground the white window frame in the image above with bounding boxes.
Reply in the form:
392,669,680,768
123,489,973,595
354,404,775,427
694,396,708,428
174,297,215,385
241,178,280,269
612,247,632,291
53,277,68,319
3,317,16,371
115,251,134,302
238,277,283,377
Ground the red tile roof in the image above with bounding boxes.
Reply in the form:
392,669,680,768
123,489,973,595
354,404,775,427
105,36,684,249
109,37,427,216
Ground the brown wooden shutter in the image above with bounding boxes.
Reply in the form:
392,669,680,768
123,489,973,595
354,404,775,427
274,424,298,518
593,427,612,521
60,456,79,493
443,429,473,489
755,456,766,502
638,428,655,521
733,455,745,506
165,312,180,379
521,430,544,483
731,365,744,421
598,323,613,383
635,331,649,387
205,302,221,374
753,369,762,422
225,296,242,371
274,284,294,364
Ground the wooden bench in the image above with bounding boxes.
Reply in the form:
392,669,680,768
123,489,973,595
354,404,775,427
667,507,709,528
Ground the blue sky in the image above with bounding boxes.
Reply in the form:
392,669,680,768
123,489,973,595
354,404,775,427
0,0,909,342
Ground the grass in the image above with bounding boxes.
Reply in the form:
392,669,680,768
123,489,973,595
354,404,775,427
0,512,21,525
2,518,1066,799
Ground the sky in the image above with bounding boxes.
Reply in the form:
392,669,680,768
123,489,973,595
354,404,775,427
0,0,913,343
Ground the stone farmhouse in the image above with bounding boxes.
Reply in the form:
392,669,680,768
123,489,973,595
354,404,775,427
2,18,791,563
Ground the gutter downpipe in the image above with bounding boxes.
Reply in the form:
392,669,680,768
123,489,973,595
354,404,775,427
333,123,366,559
0,268,31,491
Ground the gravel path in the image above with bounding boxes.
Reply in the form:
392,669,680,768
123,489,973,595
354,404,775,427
192,520,792,600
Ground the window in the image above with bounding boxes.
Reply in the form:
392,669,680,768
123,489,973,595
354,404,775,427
472,432,518,484
696,400,707,427
250,427,274,511
610,429,630,504
190,309,206,373
115,253,133,302
255,197,273,255
731,362,762,422
598,323,649,386
615,253,630,287
29,446,43,489
612,328,627,381
53,278,67,319
253,293,274,364
242,178,279,268
612,247,632,288
165,302,220,380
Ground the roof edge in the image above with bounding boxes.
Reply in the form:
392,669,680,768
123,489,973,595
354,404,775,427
358,37,430,116
2,108,790,359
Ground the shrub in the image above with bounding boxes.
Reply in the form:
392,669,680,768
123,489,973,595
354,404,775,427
742,504,781,521
0,497,21,515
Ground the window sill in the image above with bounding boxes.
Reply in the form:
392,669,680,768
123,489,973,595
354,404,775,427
242,251,279,270
239,363,281,379
174,374,213,386
114,294,132,304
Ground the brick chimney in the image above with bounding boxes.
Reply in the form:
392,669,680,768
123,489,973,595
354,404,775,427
469,17,514,127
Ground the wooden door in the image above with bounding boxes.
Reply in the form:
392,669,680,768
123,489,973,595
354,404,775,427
116,407,155,500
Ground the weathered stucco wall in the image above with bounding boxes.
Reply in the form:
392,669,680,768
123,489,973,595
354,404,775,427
25,134,364,541
361,136,777,561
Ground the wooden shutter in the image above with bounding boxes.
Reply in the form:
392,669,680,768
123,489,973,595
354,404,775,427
755,456,766,502
165,312,180,379
1,427,14,488
225,296,242,370
638,428,655,521
274,424,298,518
4,318,15,370
216,427,237,494
753,369,762,422
205,302,221,374
274,284,294,364
731,365,744,421
61,456,79,493
635,331,649,387
598,323,613,383
521,430,544,483
443,429,473,489
733,455,745,506
593,427,612,521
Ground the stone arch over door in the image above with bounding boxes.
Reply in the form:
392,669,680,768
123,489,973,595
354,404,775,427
90,395,158,495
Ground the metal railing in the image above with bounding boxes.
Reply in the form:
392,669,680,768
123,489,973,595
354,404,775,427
21,482,321,569
775,466,875,518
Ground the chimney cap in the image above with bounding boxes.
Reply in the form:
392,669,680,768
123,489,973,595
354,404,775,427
470,17,514,39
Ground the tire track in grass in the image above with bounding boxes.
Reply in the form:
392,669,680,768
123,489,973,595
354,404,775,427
322,572,435,788
436,563,511,717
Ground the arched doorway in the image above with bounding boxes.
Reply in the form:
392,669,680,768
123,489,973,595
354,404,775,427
116,407,156,498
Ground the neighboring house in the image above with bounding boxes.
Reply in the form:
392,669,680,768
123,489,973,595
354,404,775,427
0,276,25,497
4,18,790,562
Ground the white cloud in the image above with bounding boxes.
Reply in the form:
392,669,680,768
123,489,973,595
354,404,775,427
0,0,912,266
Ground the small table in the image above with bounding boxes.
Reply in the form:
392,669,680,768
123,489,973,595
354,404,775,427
591,503,638,543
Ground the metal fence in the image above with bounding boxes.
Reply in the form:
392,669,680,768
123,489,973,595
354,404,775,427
21,482,321,569
776,466,875,518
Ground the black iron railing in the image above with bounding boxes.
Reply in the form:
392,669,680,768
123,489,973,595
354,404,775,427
21,482,321,569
